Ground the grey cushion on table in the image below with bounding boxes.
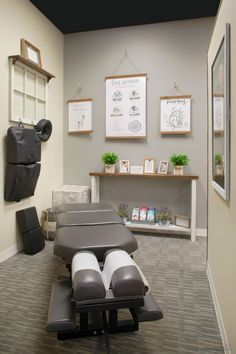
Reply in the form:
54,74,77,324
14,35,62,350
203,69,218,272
111,265,145,297
54,203,114,213
73,269,106,301
56,210,123,228
47,278,76,332
133,293,164,322
54,223,138,262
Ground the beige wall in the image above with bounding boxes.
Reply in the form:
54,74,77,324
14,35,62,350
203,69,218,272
0,0,64,256
208,0,236,352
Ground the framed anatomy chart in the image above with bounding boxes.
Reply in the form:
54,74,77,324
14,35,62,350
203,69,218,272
160,95,191,135
105,74,147,139
67,98,93,134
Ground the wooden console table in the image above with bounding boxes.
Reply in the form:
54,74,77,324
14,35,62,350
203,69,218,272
89,172,199,242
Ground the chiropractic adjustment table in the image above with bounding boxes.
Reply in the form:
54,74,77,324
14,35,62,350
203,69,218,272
47,203,163,345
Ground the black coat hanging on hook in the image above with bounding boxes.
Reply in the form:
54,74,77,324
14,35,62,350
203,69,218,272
4,125,41,202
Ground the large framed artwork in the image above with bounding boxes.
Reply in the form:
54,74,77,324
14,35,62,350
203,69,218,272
211,23,230,200
105,74,147,139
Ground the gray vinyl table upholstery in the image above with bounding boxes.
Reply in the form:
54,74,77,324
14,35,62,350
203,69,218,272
54,203,114,213
54,203,138,262
56,210,122,227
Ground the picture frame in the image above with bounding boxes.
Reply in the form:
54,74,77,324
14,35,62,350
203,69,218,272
67,99,93,134
211,23,230,200
139,207,148,221
21,39,42,67
146,208,156,224
175,215,191,228
131,207,140,221
160,95,191,134
119,160,130,173
158,160,169,175
105,74,147,139
144,158,155,174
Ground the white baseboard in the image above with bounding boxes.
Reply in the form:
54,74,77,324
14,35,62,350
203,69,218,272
196,228,207,237
207,263,231,354
0,243,22,263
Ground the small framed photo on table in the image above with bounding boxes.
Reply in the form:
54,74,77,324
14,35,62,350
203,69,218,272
131,207,140,221
139,207,148,221
158,160,169,174
175,215,191,228
147,208,156,224
144,158,155,174
119,160,130,173
21,39,42,67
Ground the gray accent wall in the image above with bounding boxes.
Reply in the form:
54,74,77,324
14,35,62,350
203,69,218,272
64,18,214,229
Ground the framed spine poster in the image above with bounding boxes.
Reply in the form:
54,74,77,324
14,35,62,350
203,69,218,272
105,74,147,139
67,98,93,134
160,95,191,135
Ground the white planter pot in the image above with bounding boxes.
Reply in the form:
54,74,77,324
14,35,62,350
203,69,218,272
105,164,115,173
158,219,170,227
173,165,184,176
215,165,223,176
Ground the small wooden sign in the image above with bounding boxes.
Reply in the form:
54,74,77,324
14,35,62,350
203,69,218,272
175,215,191,228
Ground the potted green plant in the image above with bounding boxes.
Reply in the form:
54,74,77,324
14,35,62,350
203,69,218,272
170,153,190,176
118,203,129,223
215,153,223,176
101,152,118,173
157,207,171,226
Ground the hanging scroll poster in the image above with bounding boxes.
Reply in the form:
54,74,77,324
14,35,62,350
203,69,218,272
67,98,93,134
160,95,191,135
105,74,147,139
213,95,224,133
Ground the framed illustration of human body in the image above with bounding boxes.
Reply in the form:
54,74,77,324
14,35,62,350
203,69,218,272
211,23,230,200
160,95,191,134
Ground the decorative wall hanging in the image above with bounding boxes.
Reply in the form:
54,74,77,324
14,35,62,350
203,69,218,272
160,95,191,135
213,96,224,133
105,74,147,139
67,99,93,134
21,39,42,67
211,23,230,200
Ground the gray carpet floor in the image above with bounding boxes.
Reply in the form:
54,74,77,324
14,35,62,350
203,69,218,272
0,235,224,354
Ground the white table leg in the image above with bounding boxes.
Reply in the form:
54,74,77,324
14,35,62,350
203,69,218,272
191,179,197,241
91,176,100,203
